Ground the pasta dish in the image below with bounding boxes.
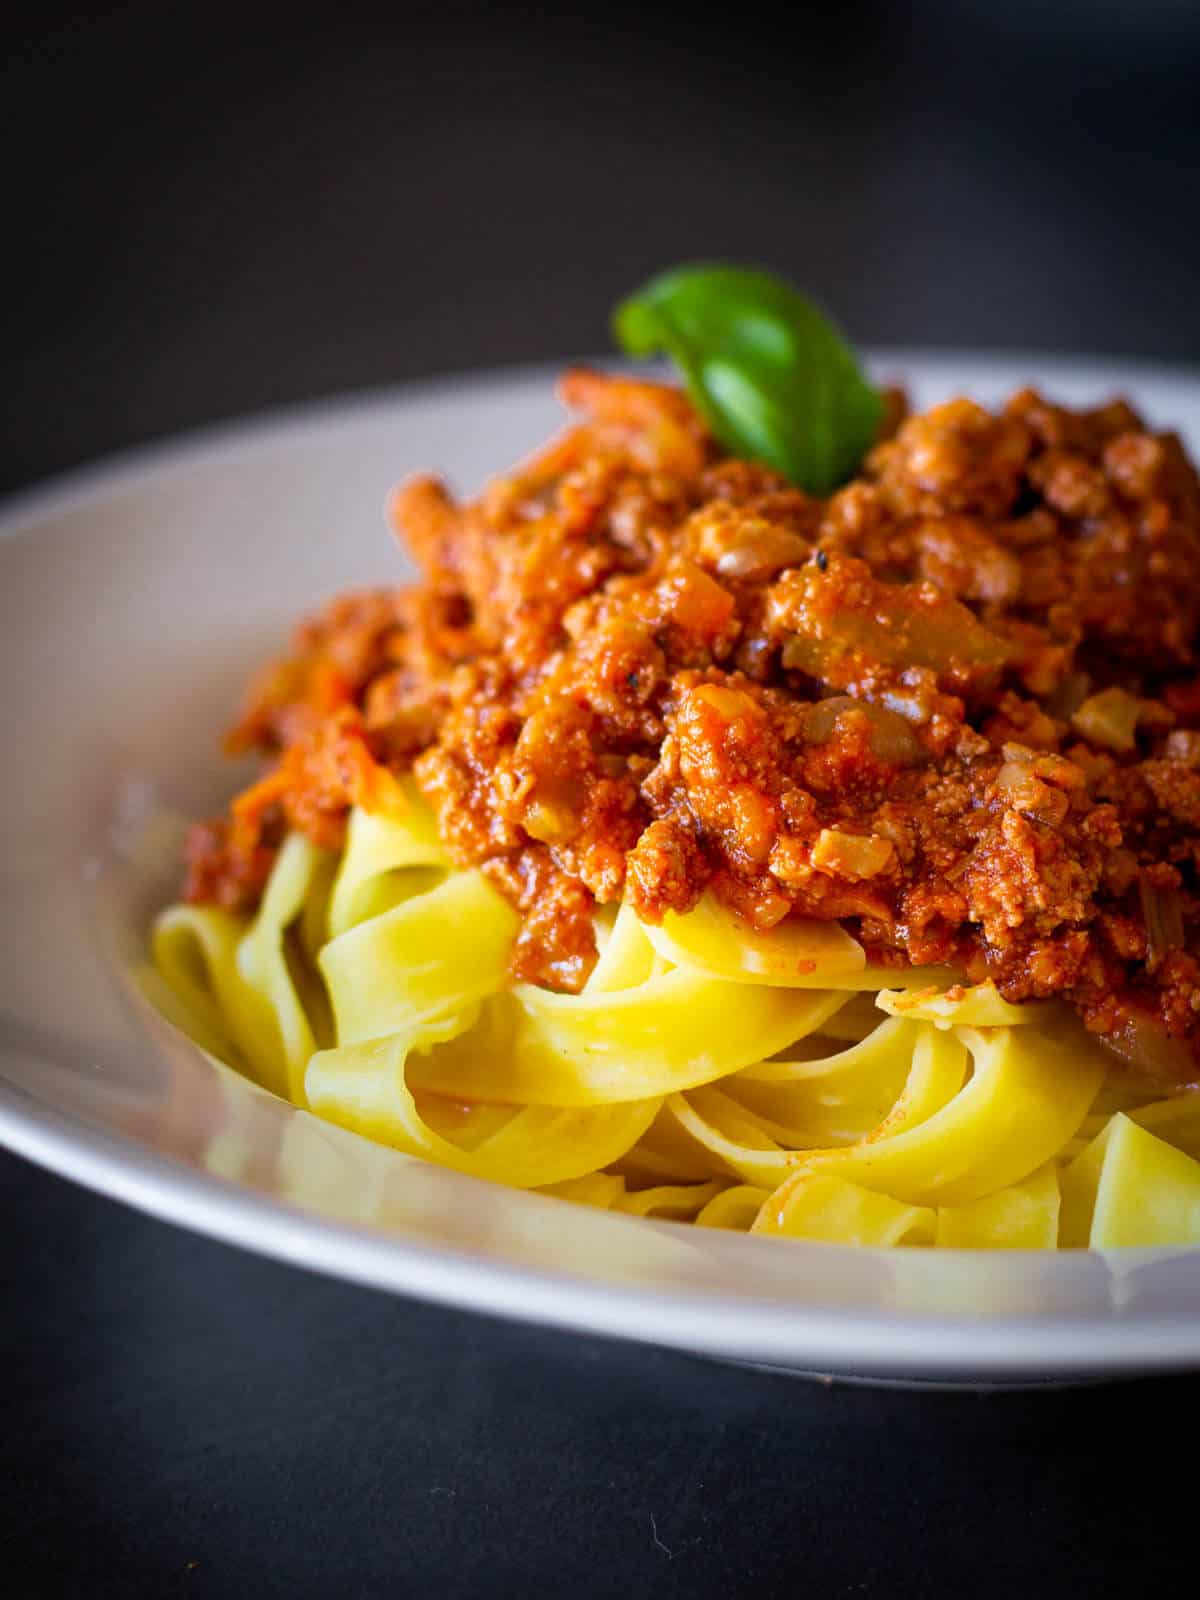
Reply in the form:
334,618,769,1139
153,267,1200,1249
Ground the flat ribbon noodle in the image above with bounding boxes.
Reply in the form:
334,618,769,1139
664,1023,968,1187
584,901,669,994
305,1032,660,1187
151,905,249,1065
752,1172,936,1246
820,992,892,1042
327,785,449,939
728,1017,927,1147
641,891,867,986
154,832,333,1103
876,981,1056,1029
539,1173,629,1209
151,791,1200,1248
640,893,965,995
541,1174,726,1219
236,832,336,1104
666,1086,805,1188
799,1025,1103,1205
1060,1113,1200,1247
695,1186,771,1231
407,974,848,1107
320,869,520,1045
618,1180,726,1218
934,1163,1061,1248
1128,1090,1200,1161
612,1103,725,1185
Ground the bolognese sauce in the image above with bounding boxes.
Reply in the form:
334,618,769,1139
183,370,1200,1086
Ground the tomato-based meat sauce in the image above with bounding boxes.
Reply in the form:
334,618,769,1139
184,371,1200,1086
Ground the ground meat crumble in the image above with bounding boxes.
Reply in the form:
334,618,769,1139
185,369,1200,1087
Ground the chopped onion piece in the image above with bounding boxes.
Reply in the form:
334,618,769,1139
1070,687,1143,752
811,829,895,881
993,759,1070,826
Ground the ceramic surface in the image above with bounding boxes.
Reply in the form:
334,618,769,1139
3,356,1199,1381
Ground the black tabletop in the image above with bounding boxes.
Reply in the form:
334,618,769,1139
4,6,1200,1595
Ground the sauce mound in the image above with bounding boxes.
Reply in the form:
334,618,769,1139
185,370,1200,1084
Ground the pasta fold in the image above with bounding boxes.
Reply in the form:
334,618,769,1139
1061,1114,1200,1248
306,1032,660,1187
151,797,1200,1250
405,975,846,1106
797,1026,1103,1205
154,831,334,1103
752,1172,936,1246
642,892,866,986
320,870,519,1044
876,981,1054,1029
326,778,449,938
934,1164,1061,1249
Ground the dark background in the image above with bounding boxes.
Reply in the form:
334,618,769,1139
4,3,1200,1595
6,0,1200,494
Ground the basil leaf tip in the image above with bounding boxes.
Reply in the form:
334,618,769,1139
611,263,882,495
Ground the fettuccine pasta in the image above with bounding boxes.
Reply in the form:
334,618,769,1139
154,795,1200,1247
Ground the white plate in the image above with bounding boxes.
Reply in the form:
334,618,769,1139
3,354,1200,1385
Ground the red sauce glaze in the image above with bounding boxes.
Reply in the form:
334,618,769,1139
185,370,1200,1086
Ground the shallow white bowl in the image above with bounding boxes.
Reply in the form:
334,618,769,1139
3,354,1200,1384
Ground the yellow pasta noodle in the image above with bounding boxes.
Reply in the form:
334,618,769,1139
695,1185,772,1231
154,831,334,1104
876,981,1055,1029
151,796,1200,1251
307,1032,660,1187
795,1027,1103,1206
326,779,449,939
405,970,845,1107
752,1172,936,1247
1060,1114,1200,1248
321,869,519,1044
934,1164,1061,1249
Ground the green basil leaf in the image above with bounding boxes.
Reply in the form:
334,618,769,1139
612,263,883,495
